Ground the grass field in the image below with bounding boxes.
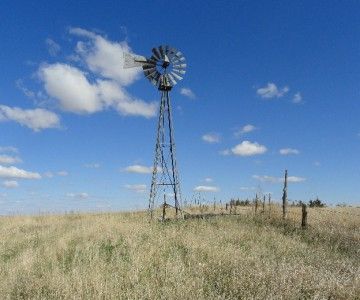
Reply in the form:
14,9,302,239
0,205,359,299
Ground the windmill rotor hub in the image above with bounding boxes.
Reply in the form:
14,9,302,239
141,45,186,90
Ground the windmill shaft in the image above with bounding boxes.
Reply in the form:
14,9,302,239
149,91,181,217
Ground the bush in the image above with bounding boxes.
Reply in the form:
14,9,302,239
309,197,325,208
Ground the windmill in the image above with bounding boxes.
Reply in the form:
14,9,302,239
123,46,186,218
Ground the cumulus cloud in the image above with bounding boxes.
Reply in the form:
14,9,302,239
0,165,41,179
219,149,231,156
202,133,220,143
84,163,100,168
43,171,54,178
2,180,19,188
125,184,147,193
257,83,289,99
180,88,196,99
253,175,306,183
193,185,219,192
66,192,89,199
70,27,141,86
234,124,256,137
39,63,156,117
231,141,267,156
37,28,157,119
240,186,255,191
57,171,68,176
124,165,152,174
0,155,21,165
292,92,303,104
279,148,300,155
204,177,213,183
0,105,60,131
45,38,61,56
0,146,18,153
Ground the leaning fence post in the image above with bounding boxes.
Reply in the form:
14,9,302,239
301,203,307,229
255,193,259,214
262,195,265,213
162,194,167,221
268,194,271,217
282,170,288,219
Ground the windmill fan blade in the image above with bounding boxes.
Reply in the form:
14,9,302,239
171,72,183,81
144,69,159,79
174,51,183,58
143,63,156,70
172,68,186,75
159,46,165,59
164,45,170,55
167,73,177,86
143,68,157,76
152,48,161,60
173,63,187,69
152,73,161,86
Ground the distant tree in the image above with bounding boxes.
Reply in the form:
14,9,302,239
309,197,325,208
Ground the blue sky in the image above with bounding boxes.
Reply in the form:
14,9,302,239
0,1,359,214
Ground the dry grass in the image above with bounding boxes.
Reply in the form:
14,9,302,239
0,206,359,299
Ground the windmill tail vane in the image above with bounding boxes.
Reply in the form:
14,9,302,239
123,45,186,219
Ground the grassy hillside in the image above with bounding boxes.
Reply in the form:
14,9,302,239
0,206,359,299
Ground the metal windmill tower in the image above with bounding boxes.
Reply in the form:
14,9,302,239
123,46,186,218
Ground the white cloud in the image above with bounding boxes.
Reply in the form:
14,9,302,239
43,171,54,178
124,165,159,174
0,146,18,153
204,177,213,183
234,124,256,137
219,149,231,156
0,105,60,131
125,184,147,193
287,176,306,183
193,185,219,192
231,141,267,156
45,38,61,56
84,163,100,168
240,186,255,191
257,83,289,99
2,180,19,188
69,27,141,86
279,148,300,155
0,165,41,179
292,92,302,104
202,133,220,143
57,171,68,176
180,88,196,99
39,63,156,118
0,155,21,165
252,175,306,183
66,192,89,199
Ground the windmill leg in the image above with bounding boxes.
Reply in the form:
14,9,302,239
165,91,182,216
149,92,166,218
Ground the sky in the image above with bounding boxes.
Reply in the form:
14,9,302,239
0,1,359,214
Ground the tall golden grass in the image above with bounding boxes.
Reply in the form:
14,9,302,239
0,205,359,299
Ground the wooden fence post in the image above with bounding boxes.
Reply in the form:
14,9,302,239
282,170,288,219
255,194,259,214
262,195,265,213
162,194,167,221
268,194,271,217
301,203,307,229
